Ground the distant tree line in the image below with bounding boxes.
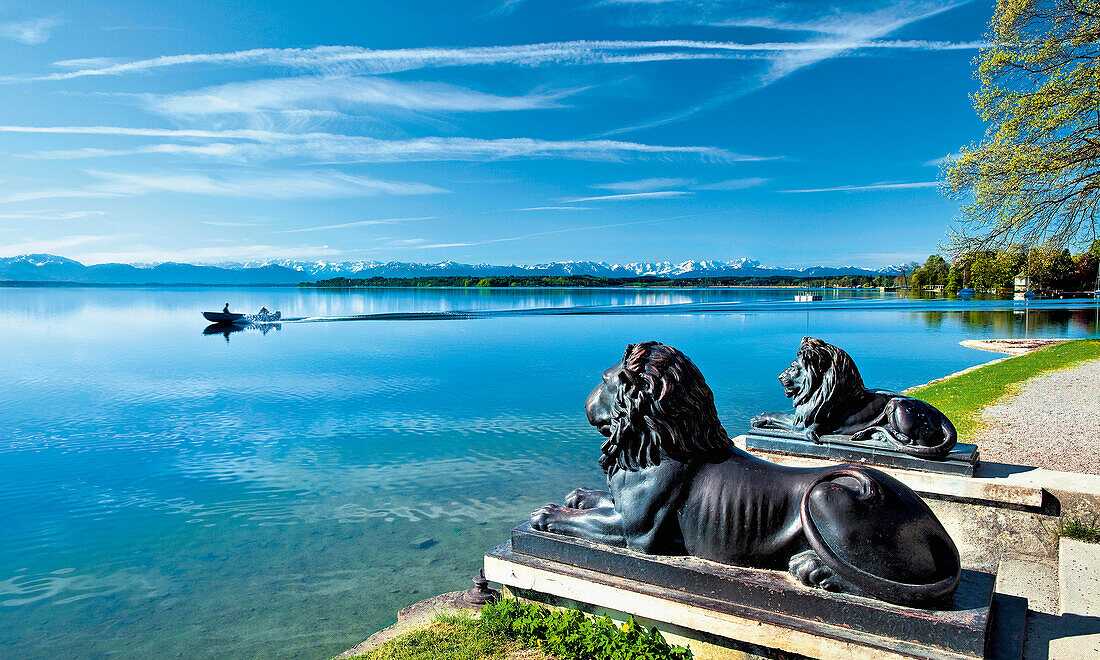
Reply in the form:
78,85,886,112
301,274,900,289
903,241,1100,292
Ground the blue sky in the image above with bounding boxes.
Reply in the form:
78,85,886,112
0,0,992,267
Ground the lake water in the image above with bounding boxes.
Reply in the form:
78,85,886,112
2,286,1098,658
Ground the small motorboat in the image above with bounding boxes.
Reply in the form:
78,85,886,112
203,311,248,324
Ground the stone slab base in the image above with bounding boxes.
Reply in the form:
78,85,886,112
486,533,996,660
744,432,979,476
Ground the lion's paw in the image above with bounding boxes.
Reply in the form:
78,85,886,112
749,414,770,428
564,488,611,509
530,503,567,532
789,550,844,592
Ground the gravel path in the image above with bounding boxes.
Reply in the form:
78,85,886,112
976,358,1100,474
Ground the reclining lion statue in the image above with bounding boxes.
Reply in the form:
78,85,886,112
531,341,960,607
750,337,958,459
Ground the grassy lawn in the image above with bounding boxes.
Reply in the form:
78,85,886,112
349,599,691,660
909,338,1100,439
351,611,552,660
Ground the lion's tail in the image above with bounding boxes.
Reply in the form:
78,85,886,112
877,416,958,460
800,467,960,607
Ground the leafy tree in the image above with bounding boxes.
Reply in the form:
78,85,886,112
946,270,962,292
944,0,1100,253
1026,242,1077,288
922,254,951,285
910,267,927,289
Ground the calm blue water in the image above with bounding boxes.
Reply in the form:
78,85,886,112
2,286,1098,658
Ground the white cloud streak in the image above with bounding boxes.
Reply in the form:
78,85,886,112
417,213,699,249
779,181,938,193
0,170,445,204
278,216,437,233
0,19,57,45
922,153,956,167
142,76,567,120
0,209,106,220
599,2,975,136
562,190,692,202
0,234,112,256
10,38,983,82
694,177,768,190
2,124,738,163
73,243,346,265
591,177,693,191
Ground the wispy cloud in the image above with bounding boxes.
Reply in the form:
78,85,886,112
0,234,112,256
278,216,436,233
87,170,445,199
599,2,975,136
141,75,568,122
0,170,445,204
10,38,982,83
0,189,123,204
563,190,692,202
3,124,736,163
73,243,345,265
201,220,264,227
591,177,692,191
694,177,768,190
53,57,119,69
516,206,595,211
922,153,956,167
485,0,530,17
779,181,938,193
0,18,57,45
0,209,106,220
417,213,699,249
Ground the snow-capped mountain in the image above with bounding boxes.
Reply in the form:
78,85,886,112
0,254,901,285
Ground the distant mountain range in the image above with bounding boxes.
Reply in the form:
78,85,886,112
0,254,903,285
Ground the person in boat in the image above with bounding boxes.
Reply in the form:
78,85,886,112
222,303,230,313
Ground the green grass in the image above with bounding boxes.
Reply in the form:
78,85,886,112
1058,516,1100,544
908,339,1100,439
350,600,692,660
350,610,534,660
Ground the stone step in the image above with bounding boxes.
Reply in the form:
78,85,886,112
1059,538,1100,616
994,553,1058,616
1040,538,1100,657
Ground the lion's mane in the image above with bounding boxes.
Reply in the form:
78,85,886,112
792,337,865,429
599,341,731,476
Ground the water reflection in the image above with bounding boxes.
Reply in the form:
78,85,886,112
203,322,282,341
1,286,1098,659
915,303,1100,336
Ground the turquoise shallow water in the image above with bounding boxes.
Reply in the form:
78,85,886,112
2,286,1098,658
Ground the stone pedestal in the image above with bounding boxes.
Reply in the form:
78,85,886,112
486,524,1000,660
744,431,980,476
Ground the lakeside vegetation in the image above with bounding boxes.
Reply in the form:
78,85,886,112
300,242,1100,292
353,599,690,660
908,339,1100,439
302,274,899,289
903,242,1100,293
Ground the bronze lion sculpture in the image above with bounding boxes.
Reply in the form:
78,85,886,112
750,337,958,459
531,341,960,607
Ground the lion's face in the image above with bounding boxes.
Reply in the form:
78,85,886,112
590,343,732,475
778,359,808,399
585,360,620,437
